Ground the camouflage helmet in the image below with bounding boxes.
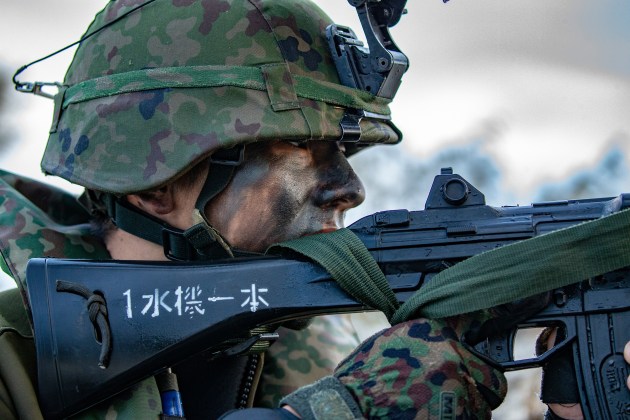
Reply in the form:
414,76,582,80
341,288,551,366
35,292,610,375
42,0,401,195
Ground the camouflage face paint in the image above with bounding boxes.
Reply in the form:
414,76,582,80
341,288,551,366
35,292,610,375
204,141,364,252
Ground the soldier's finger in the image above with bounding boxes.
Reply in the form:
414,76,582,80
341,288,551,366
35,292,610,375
625,341,630,391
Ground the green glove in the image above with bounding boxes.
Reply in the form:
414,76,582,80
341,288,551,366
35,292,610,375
334,315,507,419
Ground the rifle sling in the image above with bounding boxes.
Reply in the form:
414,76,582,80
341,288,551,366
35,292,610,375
267,230,399,320
269,208,630,325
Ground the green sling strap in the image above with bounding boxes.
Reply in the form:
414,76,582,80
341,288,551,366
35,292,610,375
269,208,630,325
268,230,399,320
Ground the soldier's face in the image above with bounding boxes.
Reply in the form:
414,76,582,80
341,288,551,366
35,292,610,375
204,141,365,253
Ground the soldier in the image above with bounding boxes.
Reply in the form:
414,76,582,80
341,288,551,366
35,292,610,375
0,0,627,419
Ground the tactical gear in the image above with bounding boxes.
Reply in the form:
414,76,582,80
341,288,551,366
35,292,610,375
42,0,401,195
0,170,365,419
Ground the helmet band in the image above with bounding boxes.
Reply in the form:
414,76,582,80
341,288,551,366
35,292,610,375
61,64,392,117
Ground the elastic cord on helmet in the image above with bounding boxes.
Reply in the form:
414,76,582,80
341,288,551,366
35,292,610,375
13,0,158,98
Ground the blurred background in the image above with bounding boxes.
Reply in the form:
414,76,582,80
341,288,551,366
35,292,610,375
2,1,629,418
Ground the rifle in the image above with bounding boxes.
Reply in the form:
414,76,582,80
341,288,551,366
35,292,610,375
26,168,630,419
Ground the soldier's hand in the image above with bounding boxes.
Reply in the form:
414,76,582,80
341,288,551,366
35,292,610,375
333,316,506,419
542,334,630,419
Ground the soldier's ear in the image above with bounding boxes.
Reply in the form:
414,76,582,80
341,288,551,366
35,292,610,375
127,185,176,217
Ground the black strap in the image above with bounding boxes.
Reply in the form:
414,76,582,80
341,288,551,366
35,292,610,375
195,146,244,211
104,195,200,261
102,147,243,261
182,149,243,259
56,280,112,368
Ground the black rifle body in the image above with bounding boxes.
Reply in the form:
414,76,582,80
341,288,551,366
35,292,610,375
26,170,630,419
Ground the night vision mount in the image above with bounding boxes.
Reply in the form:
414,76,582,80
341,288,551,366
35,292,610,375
327,0,409,142
327,0,409,100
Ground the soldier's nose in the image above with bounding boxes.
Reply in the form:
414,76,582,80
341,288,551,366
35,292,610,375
310,144,365,211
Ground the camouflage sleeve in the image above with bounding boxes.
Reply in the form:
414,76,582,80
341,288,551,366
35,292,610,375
0,288,42,420
70,378,162,419
255,314,364,407
333,316,507,419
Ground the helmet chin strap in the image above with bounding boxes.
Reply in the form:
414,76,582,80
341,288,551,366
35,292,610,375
181,147,245,260
100,146,245,261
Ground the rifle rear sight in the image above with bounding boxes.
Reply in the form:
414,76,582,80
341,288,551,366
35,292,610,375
425,167,486,209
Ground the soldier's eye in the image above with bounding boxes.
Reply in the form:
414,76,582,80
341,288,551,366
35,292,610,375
288,141,308,149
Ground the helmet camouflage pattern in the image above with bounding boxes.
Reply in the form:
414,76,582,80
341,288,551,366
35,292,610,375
42,0,401,194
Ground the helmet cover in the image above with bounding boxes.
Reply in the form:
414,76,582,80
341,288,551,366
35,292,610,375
42,0,401,194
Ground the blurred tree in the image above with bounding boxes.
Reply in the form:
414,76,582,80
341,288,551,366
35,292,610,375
348,134,630,224
348,139,502,222
0,68,11,292
535,143,630,202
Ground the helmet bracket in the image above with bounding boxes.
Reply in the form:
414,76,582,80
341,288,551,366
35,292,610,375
326,0,409,99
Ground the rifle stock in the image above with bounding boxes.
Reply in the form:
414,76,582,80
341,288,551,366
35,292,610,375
26,168,630,419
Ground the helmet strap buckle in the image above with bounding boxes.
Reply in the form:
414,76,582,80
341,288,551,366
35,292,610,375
209,145,245,166
182,210,234,260
339,109,364,142
49,85,68,134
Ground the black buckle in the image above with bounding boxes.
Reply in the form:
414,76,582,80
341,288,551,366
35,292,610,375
339,109,364,142
210,145,244,166
339,109,394,142
161,227,195,262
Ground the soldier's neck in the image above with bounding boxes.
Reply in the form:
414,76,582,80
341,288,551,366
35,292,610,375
105,228,168,261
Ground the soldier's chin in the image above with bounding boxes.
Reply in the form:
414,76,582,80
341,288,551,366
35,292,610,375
302,227,338,237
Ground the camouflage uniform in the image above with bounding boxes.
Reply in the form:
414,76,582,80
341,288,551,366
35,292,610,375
0,170,367,418
2,0,509,418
